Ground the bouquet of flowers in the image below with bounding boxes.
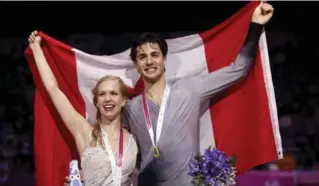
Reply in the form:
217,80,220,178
188,146,236,186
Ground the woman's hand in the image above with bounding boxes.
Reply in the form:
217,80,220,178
28,30,42,49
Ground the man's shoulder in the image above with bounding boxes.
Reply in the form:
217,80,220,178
126,94,142,109
169,79,193,91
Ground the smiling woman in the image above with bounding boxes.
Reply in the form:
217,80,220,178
90,75,130,145
27,31,138,186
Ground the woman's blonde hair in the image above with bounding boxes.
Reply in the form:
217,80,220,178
90,75,129,146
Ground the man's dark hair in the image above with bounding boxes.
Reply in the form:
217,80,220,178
130,33,168,63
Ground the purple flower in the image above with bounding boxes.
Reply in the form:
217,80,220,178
188,158,200,176
188,147,236,186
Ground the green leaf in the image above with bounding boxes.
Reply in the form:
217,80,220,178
192,175,205,186
229,155,237,165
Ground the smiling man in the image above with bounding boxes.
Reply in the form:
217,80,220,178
123,2,274,186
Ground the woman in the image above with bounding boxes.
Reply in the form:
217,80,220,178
28,31,138,186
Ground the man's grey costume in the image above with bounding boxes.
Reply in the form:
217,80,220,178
124,23,263,186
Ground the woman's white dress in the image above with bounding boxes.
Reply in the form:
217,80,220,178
81,134,138,186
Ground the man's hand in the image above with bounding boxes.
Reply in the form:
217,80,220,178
63,176,71,186
251,2,274,25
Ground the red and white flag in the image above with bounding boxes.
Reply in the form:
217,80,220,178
24,2,282,186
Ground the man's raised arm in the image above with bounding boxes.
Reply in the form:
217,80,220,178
179,2,274,104
197,22,262,103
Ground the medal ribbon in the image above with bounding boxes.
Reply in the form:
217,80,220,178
141,85,171,158
101,126,124,186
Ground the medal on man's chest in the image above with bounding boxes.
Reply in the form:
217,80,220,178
142,86,171,160
153,145,160,159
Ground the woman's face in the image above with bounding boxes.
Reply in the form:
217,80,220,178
96,79,126,121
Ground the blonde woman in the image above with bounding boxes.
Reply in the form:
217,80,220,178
28,31,138,186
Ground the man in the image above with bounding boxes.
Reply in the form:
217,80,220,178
124,2,274,186
65,2,274,186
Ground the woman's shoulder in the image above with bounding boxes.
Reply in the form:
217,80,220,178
123,128,138,149
123,128,135,139
123,128,134,144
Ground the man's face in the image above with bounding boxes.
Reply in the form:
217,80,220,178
135,42,166,83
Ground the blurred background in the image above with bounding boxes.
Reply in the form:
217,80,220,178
0,1,318,186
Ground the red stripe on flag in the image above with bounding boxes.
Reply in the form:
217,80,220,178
200,1,278,174
24,33,85,186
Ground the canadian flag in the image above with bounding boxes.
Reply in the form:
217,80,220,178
24,1,282,186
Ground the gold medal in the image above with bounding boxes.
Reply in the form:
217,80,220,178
153,146,160,159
